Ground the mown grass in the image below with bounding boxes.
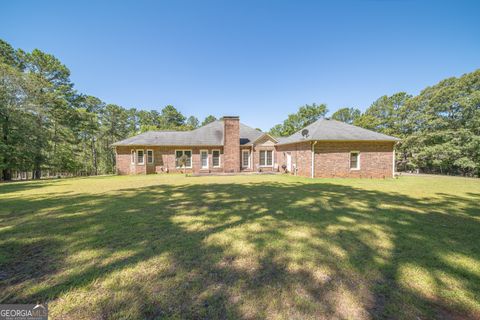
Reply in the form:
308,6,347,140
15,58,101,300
0,174,479,319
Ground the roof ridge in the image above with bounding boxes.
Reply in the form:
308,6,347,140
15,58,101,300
239,122,263,133
192,119,222,131
144,130,189,133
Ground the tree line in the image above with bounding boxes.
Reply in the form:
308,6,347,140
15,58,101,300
1,39,478,180
269,70,480,177
0,39,217,180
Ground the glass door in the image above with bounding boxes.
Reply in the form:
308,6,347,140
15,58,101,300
200,150,208,169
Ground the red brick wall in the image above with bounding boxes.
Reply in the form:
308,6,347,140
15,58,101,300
276,142,312,176
115,146,224,175
223,117,240,173
314,141,394,178
276,141,394,178
251,145,277,172
116,146,147,175
116,140,394,178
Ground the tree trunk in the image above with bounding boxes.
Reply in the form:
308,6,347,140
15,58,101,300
91,138,97,175
33,115,43,180
33,165,41,179
52,121,57,172
2,169,11,181
33,153,42,179
2,114,11,181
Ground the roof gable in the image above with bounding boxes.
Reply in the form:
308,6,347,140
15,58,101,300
252,133,278,145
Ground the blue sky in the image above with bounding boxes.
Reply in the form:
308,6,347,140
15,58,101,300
1,1,479,130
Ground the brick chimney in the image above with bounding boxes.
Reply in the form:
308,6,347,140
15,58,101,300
223,116,240,173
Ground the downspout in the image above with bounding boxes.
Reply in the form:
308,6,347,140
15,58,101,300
311,141,318,178
392,143,396,178
252,144,255,171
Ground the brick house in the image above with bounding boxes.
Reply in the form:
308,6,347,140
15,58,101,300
112,116,399,178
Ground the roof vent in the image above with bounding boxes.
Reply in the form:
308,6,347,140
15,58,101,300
301,129,309,138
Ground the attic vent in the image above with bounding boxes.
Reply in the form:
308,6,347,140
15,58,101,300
301,129,309,138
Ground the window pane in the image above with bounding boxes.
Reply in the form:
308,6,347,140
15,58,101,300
147,150,153,163
137,150,144,164
350,153,358,168
266,151,273,166
175,150,182,167
242,151,249,167
185,151,192,167
131,150,135,163
260,151,266,166
212,151,220,167
201,151,208,168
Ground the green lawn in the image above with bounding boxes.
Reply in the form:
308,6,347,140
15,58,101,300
0,174,479,319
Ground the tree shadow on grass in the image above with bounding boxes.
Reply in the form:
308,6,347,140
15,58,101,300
0,180,479,319
0,180,63,195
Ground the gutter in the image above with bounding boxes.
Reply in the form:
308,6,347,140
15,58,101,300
276,138,400,147
252,144,255,171
311,141,318,178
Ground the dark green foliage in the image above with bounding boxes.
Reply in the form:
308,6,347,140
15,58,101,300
353,74,480,176
269,103,328,137
186,116,200,130
0,40,200,180
201,115,217,126
395,71,480,176
160,105,186,129
0,39,22,69
331,107,361,124
353,92,412,136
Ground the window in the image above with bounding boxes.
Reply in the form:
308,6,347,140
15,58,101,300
200,150,208,169
131,149,135,164
350,152,360,170
147,149,154,164
137,149,145,165
175,150,192,168
212,150,220,168
242,150,250,168
259,150,273,166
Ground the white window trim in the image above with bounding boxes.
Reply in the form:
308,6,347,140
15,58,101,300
241,149,250,168
259,150,274,167
200,149,209,169
212,149,221,168
131,149,135,165
137,149,145,165
175,149,193,169
350,151,360,170
146,149,154,164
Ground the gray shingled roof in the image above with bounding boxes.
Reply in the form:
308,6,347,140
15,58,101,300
276,118,400,145
111,120,263,146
